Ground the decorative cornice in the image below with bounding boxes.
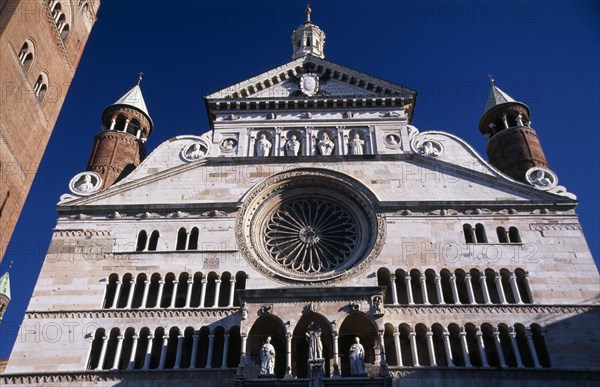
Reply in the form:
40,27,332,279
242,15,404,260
52,229,111,237
386,367,600,381
391,207,576,217
43,3,74,73
529,223,581,231
383,304,599,315
25,307,240,320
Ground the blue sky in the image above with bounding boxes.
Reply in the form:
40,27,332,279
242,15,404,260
1,1,598,358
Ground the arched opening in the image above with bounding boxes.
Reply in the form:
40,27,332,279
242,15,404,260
164,327,180,369
205,272,219,307
383,323,397,366
146,273,161,308
475,224,487,243
114,115,127,132
175,272,189,307
180,327,195,369
196,326,210,368
211,326,225,368
431,323,447,366
233,272,247,307
530,324,550,367
484,269,500,304
515,269,532,303
60,23,69,41
190,272,204,308
176,227,187,250
509,227,521,243
440,269,453,304
148,231,159,251
409,269,422,304
18,40,34,73
188,227,199,250
425,269,438,304
481,323,498,367
398,324,413,366
454,269,469,304
447,324,463,366
248,315,286,377
338,313,377,377
497,227,508,243
497,324,514,367
414,324,429,366
149,327,165,369
377,268,392,304
131,273,147,308
463,224,474,244
500,269,515,303
87,328,106,369
34,73,48,102
227,326,242,367
219,272,232,307
128,118,140,136
103,274,119,308
464,324,481,366
395,269,408,304
136,230,147,251
117,273,133,308
161,272,176,308
469,269,484,304
119,327,136,369
514,324,533,367
134,327,151,369
103,327,120,369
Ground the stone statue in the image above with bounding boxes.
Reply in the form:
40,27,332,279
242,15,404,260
75,174,95,193
421,141,440,157
223,139,236,150
256,134,272,157
348,133,364,155
188,143,205,159
285,134,301,156
532,169,552,187
260,336,275,375
349,337,365,375
317,133,335,156
306,322,323,360
516,113,524,127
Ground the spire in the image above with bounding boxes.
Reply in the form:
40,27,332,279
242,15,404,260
483,84,519,113
112,85,151,122
0,262,11,301
291,6,326,59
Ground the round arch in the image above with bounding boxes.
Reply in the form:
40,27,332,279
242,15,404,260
247,314,287,378
338,313,378,377
291,312,333,378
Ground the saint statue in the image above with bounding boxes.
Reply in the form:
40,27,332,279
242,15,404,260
285,134,301,156
349,337,365,375
75,174,95,193
256,134,272,156
188,143,205,159
348,133,364,155
317,133,335,156
260,336,275,375
306,322,323,360
421,141,440,157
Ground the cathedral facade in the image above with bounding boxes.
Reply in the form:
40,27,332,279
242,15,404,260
2,9,599,387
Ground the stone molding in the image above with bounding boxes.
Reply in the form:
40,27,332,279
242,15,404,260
383,304,598,315
386,367,599,381
25,308,240,320
52,229,111,237
529,223,581,231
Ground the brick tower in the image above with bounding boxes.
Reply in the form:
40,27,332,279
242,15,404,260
478,81,549,182
0,1,100,261
86,77,153,189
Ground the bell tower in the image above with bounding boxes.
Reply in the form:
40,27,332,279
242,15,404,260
478,80,549,182
291,6,326,59
86,75,153,189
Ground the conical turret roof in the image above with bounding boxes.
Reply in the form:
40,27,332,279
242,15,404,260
0,270,10,300
112,85,150,117
484,84,527,113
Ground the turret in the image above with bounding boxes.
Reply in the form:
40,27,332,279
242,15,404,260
478,80,549,182
0,263,11,323
86,74,153,189
291,6,326,59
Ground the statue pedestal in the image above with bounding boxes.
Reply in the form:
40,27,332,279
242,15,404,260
308,358,324,387
258,373,276,379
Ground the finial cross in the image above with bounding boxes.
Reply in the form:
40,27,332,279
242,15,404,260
137,72,144,86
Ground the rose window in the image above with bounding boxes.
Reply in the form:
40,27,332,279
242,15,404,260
264,199,358,274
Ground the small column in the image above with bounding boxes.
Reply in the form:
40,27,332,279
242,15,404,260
111,335,124,370
206,334,215,368
525,328,541,368
213,277,222,307
449,273,461,304
111,281,122,309
221,334,230,369
286,332,294,377
122,119,130,132
136,129,142,139
189,333,199,369
494,274,508,304
185,278,193,308
240,333,248,366
199,277,208,308
141,280,150,308
126,279,136,309
169,280,179,308
459,328,472,367
155,280,165,308
393,332,403,367
509,327,524,368
426,329,437,366
228,278,236,307
509,274,524,304
378,330,387,368
479,275,492,304
434,274,445,304
95,335,109,370
409,329,420,367
492,327,507,368
475,327,489,367
109,118,116,130
174,332,184,369
442,329,455,367
143,334,154,369
420,274,430,305
389,274,399,305
405,276,414,305
158,336,169,369
464,274,476,304
127,334,139,370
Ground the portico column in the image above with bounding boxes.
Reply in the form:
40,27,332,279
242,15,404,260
95,335,109,370
213,277,222,307
475,327,489,367
509,327,524,368
126,279,136,309
492,327,507,368
158,335,169,369
221,334,230,368
169,280,179,308
409,329,420,367
389,274,399,305
405,276,414,305
228,278,236,307
420,274,430,305
426,329,437,366
434,274,445,304
111,335,124,370
127,334,139,370
378,330,387,367
449,273,461,304
111,280,122,309
286,332,294,377
459,328,472,367
509,274,523,304
155,280,165,308
141,280,150,308
174,332,184,369
185,278,193,308
393,332,403,366
199,278,208,308
206,334,215,368
464,274,476,304
494,274,508,304
479,275,492,304
442,329,454,367
189,333,199,369
143,334,154,369
240,333,248,365
526,328,541,368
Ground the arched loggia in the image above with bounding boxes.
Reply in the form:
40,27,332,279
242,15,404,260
338,313,378,377
247,315,287,378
